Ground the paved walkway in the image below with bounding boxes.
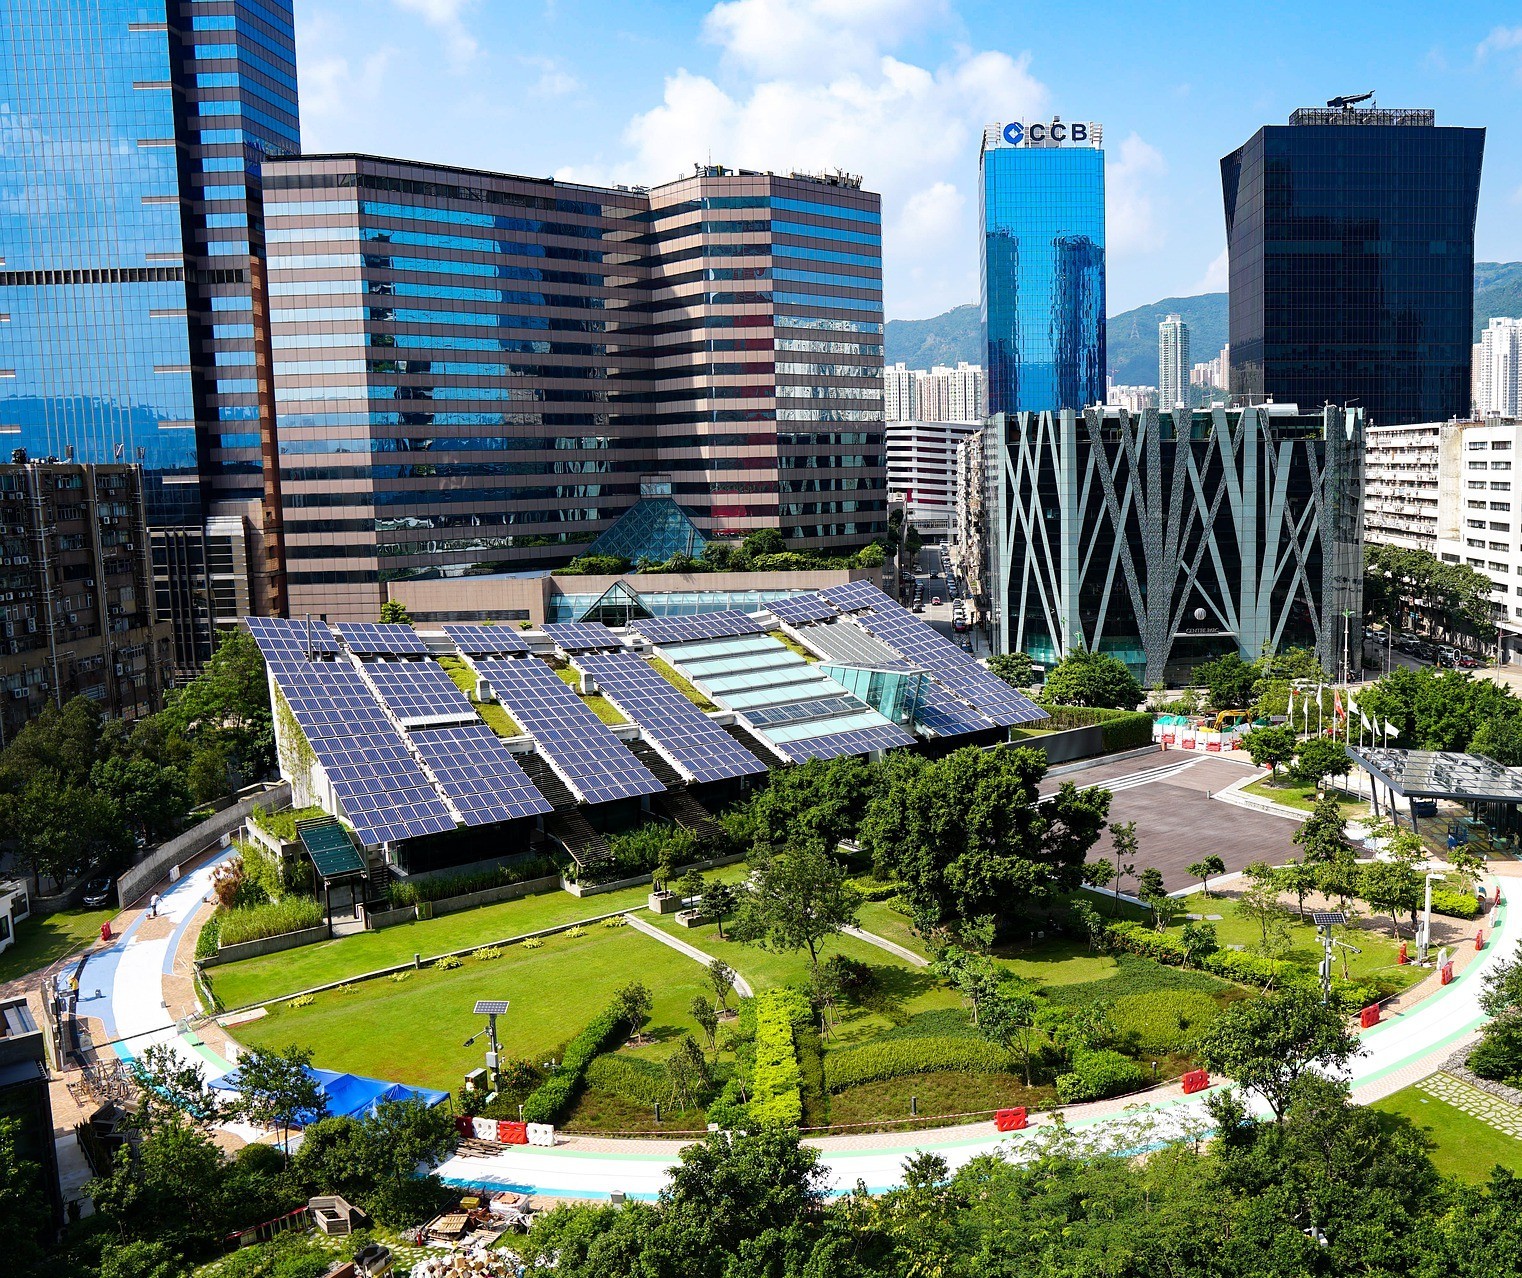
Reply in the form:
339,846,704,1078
1418,1072,1522,1138
842,925,928,968
622,913,754,997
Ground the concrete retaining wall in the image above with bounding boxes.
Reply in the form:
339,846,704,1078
366,874,563,930
1026,725,1105,765
561,852,745,898
118,782,291,908
201,922,328,967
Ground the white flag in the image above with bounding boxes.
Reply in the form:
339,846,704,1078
1360,709,1374,731
1384,721,1400,739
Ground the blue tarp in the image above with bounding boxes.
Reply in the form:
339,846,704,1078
210,1065,448,1125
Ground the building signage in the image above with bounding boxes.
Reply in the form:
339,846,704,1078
990,120,1101,150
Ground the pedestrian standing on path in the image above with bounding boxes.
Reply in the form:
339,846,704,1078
149,893,161,919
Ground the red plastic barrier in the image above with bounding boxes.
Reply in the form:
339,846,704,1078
499,1121,529,1145
100,921,113,942
1477,929,1486,952
994,1107,1027,1132
1359,1004,1381,1029
1181,1069,1211,1094
1397,942,1408,966
454,1115,474,1138
1496,886,1504,906
1205,741,1221,752
1440,962,1454,986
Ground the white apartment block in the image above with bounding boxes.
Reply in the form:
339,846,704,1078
1365,420,1445,551
882,362,987,424
886,419,980,536
1191,342,1230,391
1158,313,1191,408
1434,419,1522,662
1105,383,1158,413
1475,318,1522,418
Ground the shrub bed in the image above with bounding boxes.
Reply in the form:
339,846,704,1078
1430,888,1480,920
521,1001,629,1124
750,988,809,1126
1055,1048,1145,1103
1109,990,1221,1053
1039,704,1155,752
217,896,323,947
385,855,557,908
585,1054,671,1108
824,1036,1018,1093
1045,953,1230,1008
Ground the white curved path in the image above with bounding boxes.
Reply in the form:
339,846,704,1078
79,854,1519,1202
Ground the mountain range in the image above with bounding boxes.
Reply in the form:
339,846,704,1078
885,262,1522,387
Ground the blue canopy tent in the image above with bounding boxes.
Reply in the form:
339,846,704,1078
210,1065,448,1125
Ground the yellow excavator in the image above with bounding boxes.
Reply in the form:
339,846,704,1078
1214,710,1252,731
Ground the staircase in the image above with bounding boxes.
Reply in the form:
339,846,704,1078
516,754,615,874
722,720,782,763
654,785,726,847
628,740,684,788
518,753,577,808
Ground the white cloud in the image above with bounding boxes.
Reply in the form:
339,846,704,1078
1190,246,1229,295
525,56,581,98
1105,133,1167,257
560,2,1047,317
296,10,398,148
393,0,479,64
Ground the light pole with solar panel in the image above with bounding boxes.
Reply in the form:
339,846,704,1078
1312,912,1360,1003
465,999,510,1087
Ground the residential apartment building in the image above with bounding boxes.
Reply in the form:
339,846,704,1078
1364,420,1446,551
884,362,917,422
262,156,887,621
883,362,987,424
1475,318,1522,419
0,995,61,1228
1436,419,1522,662
885,419,980,536
1158,314,1191,409
0,0,301,673
1191,342,1230,396
1105,384,1158,413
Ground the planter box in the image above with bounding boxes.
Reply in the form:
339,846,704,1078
202,922,328,967
676,910,707,929
649,891,681,914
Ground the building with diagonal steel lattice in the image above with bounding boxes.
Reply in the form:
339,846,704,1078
982,403,1364,685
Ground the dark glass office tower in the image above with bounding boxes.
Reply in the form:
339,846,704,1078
0,0,299,673
979,121,1106,416
1222,104,1483,427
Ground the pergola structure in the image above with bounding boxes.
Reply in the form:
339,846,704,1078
1348,746,1522,839
297,817,369,933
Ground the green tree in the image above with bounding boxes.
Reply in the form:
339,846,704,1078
0,694,105,790
1293,793,1349,865
678,868,706,910
931,946,1002,1026
1450,844,1486,891
1192,651,1258,709
1241,724,1297,778
860,745,1111,940
614,981,653,1040
1083,856,1116,914
230,1044,326,1163
1041,649,1144,710
689,996,720,1057
0,770,133,892
1187,853,1226,895
91,755,190,842
1316,847,1363,913
1362,858,1422,938
1180,920,1218,967
99,1240,189,1278
855,541,886,568
1293,736,1348,788
1357,664,1522,757
703,878,736,940
708,959,736,1011
90,1120,228,1250
1277,859,1318,920
0,1116,51,1274
666,1036,710,1111
160,627,275,782
1109,820,1139,914
1197,985,1360,1122
1237,863,1291,960
1472,713,1522,766
128,1043,225,1132
733,844,861,977
378,599,412,624
980,981,1043,1086
742,528,786,558
986,652,1036,689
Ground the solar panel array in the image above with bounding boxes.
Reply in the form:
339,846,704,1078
410,723,552,825
364,660,478,728
766,593,839,627
911,681,997,737
818,579,892,613
576,650,768,783
443,624,532,656
475,656,664,803
799,622,904,668
627,611,766,645
246,616,339,671
782,722,918,761
335,622,429,657
278,661,457,845
542,621,624,652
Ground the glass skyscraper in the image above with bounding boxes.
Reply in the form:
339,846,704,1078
0,0,299,669
1222,104,1484,427
979,120,1106,416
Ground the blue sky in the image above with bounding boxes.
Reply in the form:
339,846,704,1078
295,0,1522,321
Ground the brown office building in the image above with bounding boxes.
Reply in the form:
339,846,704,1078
260,155,886,622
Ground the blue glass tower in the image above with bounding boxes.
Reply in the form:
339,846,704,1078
0,0,299,666
979,120,1106,415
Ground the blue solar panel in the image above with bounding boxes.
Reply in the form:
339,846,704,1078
912,682,997,737
576,650,768,784
336,622,429,657
627,611,767,645
275,661,456,845
246,616,338,661
411,723,553,825
542,621,623,652
765,594,839,627
778,722,916,762
818,580,893,613
475,657,664,804
364,660,478,727
443,624,531,656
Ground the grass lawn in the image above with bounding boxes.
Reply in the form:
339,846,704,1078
437,656,523,736
855,900,930,959
231,924,714,1093
648,657,715,709
1242,775,1367,818
1161,894,1423,997
553,666,627,724
1372,1083,1522,1182
206,866,748,1009
0,907,114,984
827,1071,1054,1132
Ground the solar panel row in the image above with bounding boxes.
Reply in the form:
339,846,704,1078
411,723,552,825
364,660,478,728
541,621,623,652
475,657,664,804
777,722,917,762
575,650,767,784
628,610,767,645
335,622,429,657
765,593,839,627
442,623,531,656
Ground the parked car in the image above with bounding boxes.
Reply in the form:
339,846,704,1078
82,876,114,908
932,596,942,607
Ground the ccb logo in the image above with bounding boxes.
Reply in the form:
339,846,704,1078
1002,121,1024,146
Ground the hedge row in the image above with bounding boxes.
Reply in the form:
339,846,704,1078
386,854,558,908
584,1054,670,1108
521,1001,629,1124
1056,1048,1144,1103
1105,921,1380,1007
1431,888,1480,920
217,896,323,947
1038,704,1155,754
750,988,809,1127
823,1035,1017,1094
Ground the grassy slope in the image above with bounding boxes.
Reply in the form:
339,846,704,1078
0,907,113,984
553,666,627,725
232,925,712,1093
1241,776,1366,818
437,656,523,737
648,657,715,709
1373,1084,1522,1183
